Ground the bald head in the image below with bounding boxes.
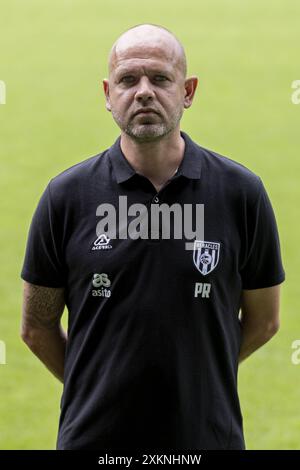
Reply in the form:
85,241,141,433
108,24,187,78
103,24,198,143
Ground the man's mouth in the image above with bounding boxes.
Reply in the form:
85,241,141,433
134,108,159,117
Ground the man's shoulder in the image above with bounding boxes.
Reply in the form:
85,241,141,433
198,142,259,179
193,139,263,195
45,148,111,210
50,149,109,188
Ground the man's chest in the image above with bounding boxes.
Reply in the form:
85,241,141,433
62,193,244,305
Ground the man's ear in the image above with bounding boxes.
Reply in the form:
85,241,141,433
103,79,111,112
183,76,198,109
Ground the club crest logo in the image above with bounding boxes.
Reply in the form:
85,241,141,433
193,240,220,275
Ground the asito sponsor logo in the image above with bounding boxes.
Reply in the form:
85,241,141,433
91,273,112,297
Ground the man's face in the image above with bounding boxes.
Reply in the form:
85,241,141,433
103,39,188,143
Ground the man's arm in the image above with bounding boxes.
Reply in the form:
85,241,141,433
239,285,281,363
21,281,67,382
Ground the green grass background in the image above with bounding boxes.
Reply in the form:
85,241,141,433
0,0,299,449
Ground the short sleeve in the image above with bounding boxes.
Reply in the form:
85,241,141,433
21,182,66,287
240,180,285,289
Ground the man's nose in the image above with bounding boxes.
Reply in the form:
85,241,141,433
135,76,155,102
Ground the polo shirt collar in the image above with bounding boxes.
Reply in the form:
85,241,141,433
108,131,202,184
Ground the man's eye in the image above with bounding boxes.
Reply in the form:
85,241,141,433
120,76,136,84
154,75,168,82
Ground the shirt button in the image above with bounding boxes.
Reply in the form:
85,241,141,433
153,196,159,203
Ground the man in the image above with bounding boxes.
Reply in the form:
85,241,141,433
21,24,285,450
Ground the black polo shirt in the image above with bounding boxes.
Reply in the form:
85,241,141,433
21,131,285,450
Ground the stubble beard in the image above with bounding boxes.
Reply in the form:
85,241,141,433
111,107,184,143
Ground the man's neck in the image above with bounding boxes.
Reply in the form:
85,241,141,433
120,128,185,192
